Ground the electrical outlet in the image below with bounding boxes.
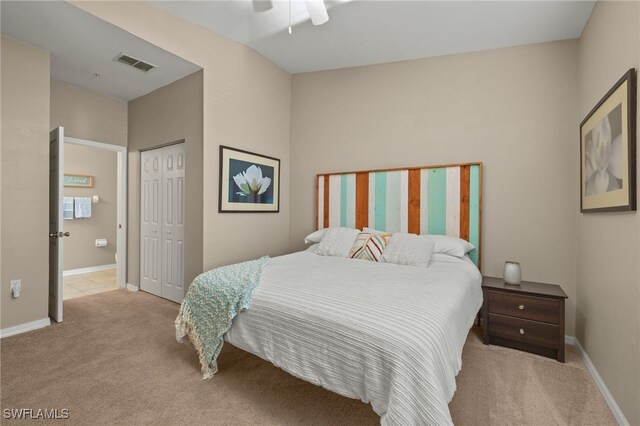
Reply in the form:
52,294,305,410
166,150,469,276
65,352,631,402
10,279,21,298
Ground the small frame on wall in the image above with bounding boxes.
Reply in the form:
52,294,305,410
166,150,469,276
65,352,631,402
580,68,637,213
219,145,280,213
63,174,94,188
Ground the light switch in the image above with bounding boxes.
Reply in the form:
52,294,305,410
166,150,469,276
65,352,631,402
10,279,21,298
92,195,100,203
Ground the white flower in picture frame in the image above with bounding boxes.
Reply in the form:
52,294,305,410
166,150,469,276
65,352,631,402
584,115,623,196
233,164,272,196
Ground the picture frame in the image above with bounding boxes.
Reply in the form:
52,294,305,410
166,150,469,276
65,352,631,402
580,68,637,213
63,174,94,188
219,145,280,213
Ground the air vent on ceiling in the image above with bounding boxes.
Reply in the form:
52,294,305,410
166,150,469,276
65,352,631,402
113,53,156,73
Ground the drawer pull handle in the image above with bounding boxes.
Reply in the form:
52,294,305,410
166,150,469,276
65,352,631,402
519,328,525,335
518,304,525,310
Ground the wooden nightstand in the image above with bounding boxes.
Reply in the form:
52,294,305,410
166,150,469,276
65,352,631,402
481,276,568,362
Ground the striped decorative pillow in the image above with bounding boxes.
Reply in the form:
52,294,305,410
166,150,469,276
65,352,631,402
349,232,392,262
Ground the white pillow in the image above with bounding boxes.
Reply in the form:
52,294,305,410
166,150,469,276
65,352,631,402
305,243,320,254
304,228,327,244
380,233,435,268
429,253,467,264
316,227,361,258
363,227,474,258
427,235,475,258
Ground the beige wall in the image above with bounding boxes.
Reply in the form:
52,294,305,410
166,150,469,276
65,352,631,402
577,2,640,424
127,71,203,288
62,145,118,271
73,1,292,274
290,40,580,334
0,36,51,329
3,8,635,423
50,80,127,147
50,80,127,271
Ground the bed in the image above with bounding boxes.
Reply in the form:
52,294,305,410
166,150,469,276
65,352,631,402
179,162,483,425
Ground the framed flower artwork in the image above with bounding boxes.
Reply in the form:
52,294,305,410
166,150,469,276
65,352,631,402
580,68,637,212
219,145,280,213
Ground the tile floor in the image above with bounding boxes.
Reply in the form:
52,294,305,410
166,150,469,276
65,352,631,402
63,268,118,300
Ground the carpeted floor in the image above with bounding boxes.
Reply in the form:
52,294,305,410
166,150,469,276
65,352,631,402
1,290,615,425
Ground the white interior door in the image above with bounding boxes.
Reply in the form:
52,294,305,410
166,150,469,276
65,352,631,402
140,149,163,297
161,144,185,303
140,144,185,302
49,127,66,322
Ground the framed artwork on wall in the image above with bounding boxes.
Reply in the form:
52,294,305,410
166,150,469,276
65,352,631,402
219,145,280,213
63,174,94,188
580,68,637,212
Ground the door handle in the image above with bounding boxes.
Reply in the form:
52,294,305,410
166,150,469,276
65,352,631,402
49,232,71,238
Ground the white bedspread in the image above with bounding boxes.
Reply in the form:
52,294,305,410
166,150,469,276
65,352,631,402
225,251,482,425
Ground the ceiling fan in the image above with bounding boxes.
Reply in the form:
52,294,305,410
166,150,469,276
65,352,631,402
303,0,329,26
289,0,329,33
254,0,329,34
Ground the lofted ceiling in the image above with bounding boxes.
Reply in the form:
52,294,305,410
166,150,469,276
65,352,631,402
0,1,201,101
0,0,597,97
151,0,596,74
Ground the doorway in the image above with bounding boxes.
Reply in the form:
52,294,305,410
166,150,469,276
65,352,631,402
49,127,128,322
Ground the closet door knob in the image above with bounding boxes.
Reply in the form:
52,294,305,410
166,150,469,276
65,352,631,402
519,328,525,335
518,304,525,310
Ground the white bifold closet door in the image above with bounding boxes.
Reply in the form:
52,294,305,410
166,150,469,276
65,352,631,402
140,144,185,303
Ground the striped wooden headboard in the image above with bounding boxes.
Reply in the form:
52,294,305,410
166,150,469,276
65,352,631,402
316,162,482,267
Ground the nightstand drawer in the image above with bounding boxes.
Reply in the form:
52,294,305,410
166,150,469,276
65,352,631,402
488,290,559,324
488,313,559,349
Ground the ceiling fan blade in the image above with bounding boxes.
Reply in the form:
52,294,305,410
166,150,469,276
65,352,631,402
305,0,329,26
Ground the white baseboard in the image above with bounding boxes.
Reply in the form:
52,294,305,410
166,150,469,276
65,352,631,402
63,264,117,277
126,283,139,292
0,318,50,339
573,338,629,426
565,335,575,345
